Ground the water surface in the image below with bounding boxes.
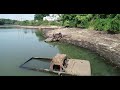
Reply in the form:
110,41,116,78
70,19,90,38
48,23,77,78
0,28,120,76
0,28,59,76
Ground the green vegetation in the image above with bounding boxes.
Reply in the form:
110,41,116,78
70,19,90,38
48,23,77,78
18,20,62,26
1,14,120,34
0,19,18,25
61,14,120,34
17,14,62,26
34,14,49,20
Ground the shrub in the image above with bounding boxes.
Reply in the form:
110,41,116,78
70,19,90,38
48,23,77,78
90,19,107,31
49,21,62,26
107,19,120,34
63,20,70,27
90,18,120,34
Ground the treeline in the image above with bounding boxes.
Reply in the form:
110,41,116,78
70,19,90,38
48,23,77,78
18,20,62,26
1,14,120,34
61,14,120,34
19,14,62,26
0,19,18,25
20,14,120,33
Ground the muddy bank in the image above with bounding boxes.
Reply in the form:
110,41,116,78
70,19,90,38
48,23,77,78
43,28,120,67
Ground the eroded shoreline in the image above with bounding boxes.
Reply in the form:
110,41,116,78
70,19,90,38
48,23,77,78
42,27,120,67
1,25,120,67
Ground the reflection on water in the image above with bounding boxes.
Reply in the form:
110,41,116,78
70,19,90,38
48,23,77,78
35,30,45,41
0,28,59,76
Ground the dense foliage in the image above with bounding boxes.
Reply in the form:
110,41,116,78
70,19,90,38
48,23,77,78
0,19,18,25
61,14,120,34
34,14,49,20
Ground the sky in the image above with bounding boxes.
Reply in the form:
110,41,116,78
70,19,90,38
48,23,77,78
0,14,35,21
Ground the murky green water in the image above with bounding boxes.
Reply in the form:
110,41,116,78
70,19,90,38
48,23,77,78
0,28,120,76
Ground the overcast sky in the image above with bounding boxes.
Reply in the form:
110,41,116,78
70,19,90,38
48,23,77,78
0,14,35,21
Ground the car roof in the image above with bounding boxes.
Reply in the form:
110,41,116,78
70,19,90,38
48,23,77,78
52,54,67,65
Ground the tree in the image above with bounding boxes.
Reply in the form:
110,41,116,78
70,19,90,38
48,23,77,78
34,14,49,20
60,14,120,33
0,19,4,25
0,19,19,25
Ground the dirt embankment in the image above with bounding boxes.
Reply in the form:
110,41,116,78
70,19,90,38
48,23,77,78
43,28,120,67
6,25,120,67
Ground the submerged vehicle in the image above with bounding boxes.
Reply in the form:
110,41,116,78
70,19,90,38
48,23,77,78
20,54,91,76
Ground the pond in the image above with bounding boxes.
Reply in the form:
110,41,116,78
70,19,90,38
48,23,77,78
0,28,120,76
